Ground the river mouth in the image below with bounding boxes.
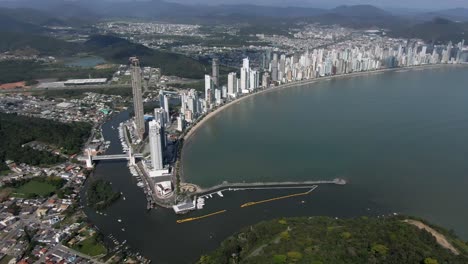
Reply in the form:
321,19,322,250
85,66,468,263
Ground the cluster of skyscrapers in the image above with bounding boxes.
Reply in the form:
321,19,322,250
130,57,170,176
261,40,466,83
176,40,466,129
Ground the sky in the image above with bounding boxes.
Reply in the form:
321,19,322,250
1,0,468,10
164,0,468,9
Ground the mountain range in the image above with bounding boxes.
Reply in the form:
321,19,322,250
1,0,468,23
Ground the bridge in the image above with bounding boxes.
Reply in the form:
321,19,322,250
81,148,144,168
92,153,144,160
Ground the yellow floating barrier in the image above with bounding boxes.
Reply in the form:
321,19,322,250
176,210,227,224
240,186,317,208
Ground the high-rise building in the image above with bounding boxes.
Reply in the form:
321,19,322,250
215,89,222,105
163,94,170,124
177,115,184,132
249,70,259,90
240,58,250,92
271,59,278,81
227,72,237,96
212,58,219,88
158,90,170,125
240,68,248,91
149,120,164,171
130,57,145,139
243,58,249,69
204,74,213,109
154,108,166,128
262,72,270,87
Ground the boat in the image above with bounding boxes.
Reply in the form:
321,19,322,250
117,219,122,223
217,191,224,197
121,228,125,232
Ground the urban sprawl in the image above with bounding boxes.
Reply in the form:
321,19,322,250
0,22,467,264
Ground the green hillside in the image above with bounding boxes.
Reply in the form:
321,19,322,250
198,216,468,264
84,35,208,78
390,18,468,43
0,33,209,79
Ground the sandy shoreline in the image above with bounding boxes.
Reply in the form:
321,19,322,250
183,63,466,143
178,63,467,186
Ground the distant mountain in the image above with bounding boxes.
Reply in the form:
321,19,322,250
212,4,325,18
330,5,392,18
390,18,468,43
422,8,468,22
84,35,208,78
0,32,79,56
0,8,46,33
0,0,97,21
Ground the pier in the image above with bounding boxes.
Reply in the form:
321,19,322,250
195,178,345,196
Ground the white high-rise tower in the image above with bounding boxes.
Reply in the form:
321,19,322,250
149,120,164,171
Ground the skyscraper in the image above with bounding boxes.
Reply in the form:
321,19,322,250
149,120,164,171
130,57,145,139
227,72,237,96
212,58,219,88
271,59,278,81
240,58,250,92
158,90,170,125
205,74,213,107
163,94,170,125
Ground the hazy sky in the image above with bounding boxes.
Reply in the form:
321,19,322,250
165,0,468,9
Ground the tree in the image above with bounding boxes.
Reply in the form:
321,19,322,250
424,258,439,264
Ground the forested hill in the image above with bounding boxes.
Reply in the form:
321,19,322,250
0,113,91,172
198,216,468,264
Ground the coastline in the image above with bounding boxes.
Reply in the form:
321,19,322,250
183,63,465,143
179,63,467,187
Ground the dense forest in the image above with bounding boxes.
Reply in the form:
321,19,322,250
0,113,91,171
198,216,468,264
86,179,120,210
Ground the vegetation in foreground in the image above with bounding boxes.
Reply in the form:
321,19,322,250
0,112,91,171
72,234,107,257
198,216,468,264
86,179,121,210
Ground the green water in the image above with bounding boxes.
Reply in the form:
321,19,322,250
182,66,468,238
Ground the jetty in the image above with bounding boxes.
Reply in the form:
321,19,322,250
195,178,345,195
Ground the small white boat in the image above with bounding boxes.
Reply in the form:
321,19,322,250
117,219,122,223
